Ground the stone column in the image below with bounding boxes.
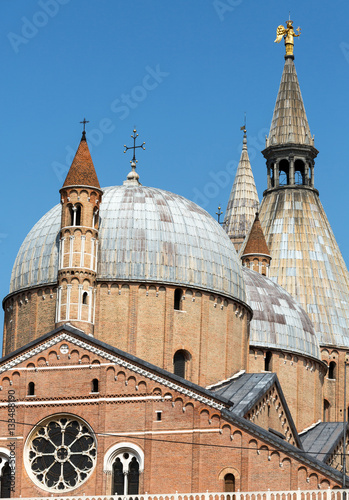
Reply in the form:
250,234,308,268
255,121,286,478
289,155,295,185
274,161,280,187
304,162,309,186
267,163,271,189
310,161,315,187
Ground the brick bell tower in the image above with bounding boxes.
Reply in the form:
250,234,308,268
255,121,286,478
56,122,102,335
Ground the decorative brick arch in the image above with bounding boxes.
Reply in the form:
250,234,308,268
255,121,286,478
218,466,241,491
103,442,144,473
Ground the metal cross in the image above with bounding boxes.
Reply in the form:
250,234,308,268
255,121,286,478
80,118,89,132
216,206,223,224
124,128,145,163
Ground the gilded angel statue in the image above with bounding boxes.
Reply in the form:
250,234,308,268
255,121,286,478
274,20,301,56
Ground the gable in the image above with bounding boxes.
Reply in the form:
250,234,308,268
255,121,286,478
210,372,300,448
0,327,228,411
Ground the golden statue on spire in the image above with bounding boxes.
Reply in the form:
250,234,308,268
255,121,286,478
275,20,301,57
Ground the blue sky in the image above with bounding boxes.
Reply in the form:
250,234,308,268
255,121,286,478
1,0,349,341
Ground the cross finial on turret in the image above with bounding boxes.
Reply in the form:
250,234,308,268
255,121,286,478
216,206,223,224
124,128,145,163
240,115,247,149
80,118,89,141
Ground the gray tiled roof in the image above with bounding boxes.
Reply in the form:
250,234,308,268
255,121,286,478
212,372,276,417
260,188,349,348
243,268,320,359
10,185,246,302
300,422,344,462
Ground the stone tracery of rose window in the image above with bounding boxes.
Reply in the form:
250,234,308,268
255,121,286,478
26,415,96,492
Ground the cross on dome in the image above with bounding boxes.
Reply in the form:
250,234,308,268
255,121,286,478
124,128,145,163
80,117,90,141
123,128,146,185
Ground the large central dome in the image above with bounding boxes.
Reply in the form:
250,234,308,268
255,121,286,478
10,185,245,303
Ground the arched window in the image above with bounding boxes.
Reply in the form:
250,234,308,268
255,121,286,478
174,288,183,310
128,456,140,494
0,461,10,498
92,379,99,393
224,473,235,492
323,399,330,422
28,382,35,396
295,159,305,185
70,204,82,226
279,159,289,186
264,351,272,372
75,205,81,226
113,453,140,495
113,457,124,494
104,443,144,495
82,291,89,305
174,350,189,378
270,163,275,188
328,361,336,379
68,204,74,226
93,209,99,229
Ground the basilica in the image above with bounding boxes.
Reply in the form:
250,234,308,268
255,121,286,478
0,23,348,498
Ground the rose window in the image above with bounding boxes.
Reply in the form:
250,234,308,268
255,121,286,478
25,415,97,492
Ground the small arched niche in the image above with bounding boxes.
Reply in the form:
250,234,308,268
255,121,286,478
224,473,235,493
27,382,35,396
174,288,183,310
173,350,191,379
328,361,336,380
264,351,272,372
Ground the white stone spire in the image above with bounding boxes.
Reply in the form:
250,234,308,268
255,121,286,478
260,52,349,349
224,129,260,252
266,56,313,147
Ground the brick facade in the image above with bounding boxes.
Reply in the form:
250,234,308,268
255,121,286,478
0,327,342,497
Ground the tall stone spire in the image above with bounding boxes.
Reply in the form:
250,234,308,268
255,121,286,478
266,56,313,147
259,33,349,351
224,129,259,252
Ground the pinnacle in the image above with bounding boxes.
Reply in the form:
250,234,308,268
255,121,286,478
62,135,101,189
224,134,259,251
266,57,313,147
242,212,270,257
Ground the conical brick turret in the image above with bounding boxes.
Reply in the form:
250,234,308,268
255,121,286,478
57,129,103,335
241,213,271,276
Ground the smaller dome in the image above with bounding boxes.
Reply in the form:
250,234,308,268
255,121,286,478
243,267,320,360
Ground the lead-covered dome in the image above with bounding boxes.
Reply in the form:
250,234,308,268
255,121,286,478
10,185,246,302
243,267,320,360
